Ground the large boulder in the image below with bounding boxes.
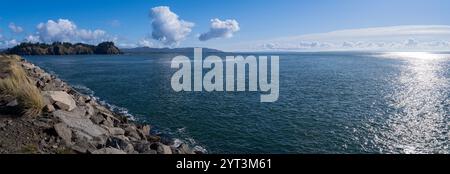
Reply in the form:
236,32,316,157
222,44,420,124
70,130,101,153
43,104,55,113
141,125,151,136
157,143,173,154
106,136,134,153
53,110,108,138
177,144,194,154
124,125,141,140
21,63,35,70
54,123,72,145
43,91,76,111
108,127,125,136
90,114,106,124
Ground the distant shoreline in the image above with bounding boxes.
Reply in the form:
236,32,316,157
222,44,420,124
3,42,122,56
1,42,227,56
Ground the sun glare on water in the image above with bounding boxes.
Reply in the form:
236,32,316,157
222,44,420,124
370,51,449,154
381,52,446,60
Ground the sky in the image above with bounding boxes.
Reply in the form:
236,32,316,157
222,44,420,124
0,0,449,51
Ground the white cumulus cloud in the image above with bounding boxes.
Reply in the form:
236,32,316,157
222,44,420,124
33,19,109,44
138,38,154,47
150,6,194,46
199,18,240,41
36,19,77,42
77,29,107,42
0,39,19,48
8,23,24,33
25,35,40,43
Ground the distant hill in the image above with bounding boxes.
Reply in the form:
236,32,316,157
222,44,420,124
122,47,223,54
4,42,122,55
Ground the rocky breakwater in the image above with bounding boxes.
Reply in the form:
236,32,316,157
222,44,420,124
0,55,198,154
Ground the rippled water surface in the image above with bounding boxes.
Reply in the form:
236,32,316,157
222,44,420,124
25,52,449,154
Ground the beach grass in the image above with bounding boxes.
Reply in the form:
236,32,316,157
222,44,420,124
0,54,44,117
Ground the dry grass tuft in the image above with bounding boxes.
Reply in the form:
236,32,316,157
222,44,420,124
0,55,44,117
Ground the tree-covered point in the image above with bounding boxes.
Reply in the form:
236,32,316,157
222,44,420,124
4,42,122,55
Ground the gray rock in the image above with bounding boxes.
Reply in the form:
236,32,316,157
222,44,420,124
42,95,52,106
177,144,194,154
36,80,45,88
91,135,108,147
108,127,125,136
157,143,173,154
70,130,100,153
141,125,151,136
90,114,105,124
106,136,134,153
95,106,112,115
77,96,86,104
100,111,121,122
85,104,95,118
146,135,161,142
70,141,90,153
136,127,150,140
102,116,114,128
42,84,56,91
53,78,64,86
124,126,141,140
135,142,158,153
73,130,93,141
84,96,92,102
43,104,55,113
6,99,18,107
134,141,152,153
53,110,108,138
21,63,35,70
43,91,76,111
92,148,126,154
34,67,44,74
71,142,95,154
5,120,12,126
40,73,52,83
54,123,72,145
0,122,6,129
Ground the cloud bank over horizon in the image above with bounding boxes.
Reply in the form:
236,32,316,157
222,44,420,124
199,18,240,41
235,25,450,51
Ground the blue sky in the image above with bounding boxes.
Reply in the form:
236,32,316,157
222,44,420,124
0,0,449,51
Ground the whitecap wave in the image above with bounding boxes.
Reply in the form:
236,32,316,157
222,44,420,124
72,84,95,96
72,84,136,121
95,97,136,121
193,146,208,154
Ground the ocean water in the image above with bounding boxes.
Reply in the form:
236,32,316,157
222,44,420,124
25,52,449,154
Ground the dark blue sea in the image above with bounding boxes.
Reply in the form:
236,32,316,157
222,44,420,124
25,51,450,154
